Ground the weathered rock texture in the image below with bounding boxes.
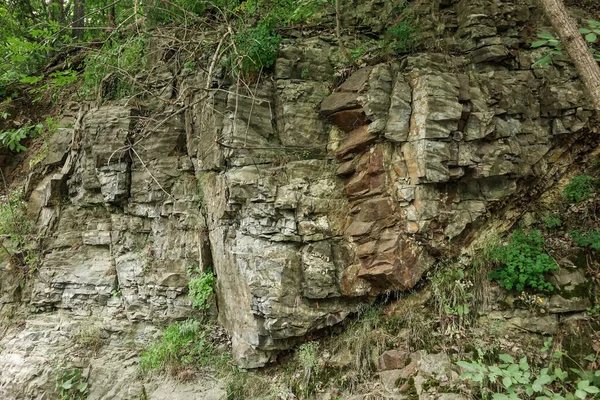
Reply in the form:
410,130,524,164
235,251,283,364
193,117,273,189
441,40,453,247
0,0,598,396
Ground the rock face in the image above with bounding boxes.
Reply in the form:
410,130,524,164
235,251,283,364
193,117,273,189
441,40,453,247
0,0,597,395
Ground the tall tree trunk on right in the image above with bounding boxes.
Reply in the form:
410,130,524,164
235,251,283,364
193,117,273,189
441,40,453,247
72,0,86,40
538,0,600,114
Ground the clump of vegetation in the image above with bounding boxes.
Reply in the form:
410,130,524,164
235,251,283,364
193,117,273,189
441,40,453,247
532,20,600,68
570,229,600,251
431,266,475,337
72,324,104,354
562,175,596,203
187,267,216,310
385,19,417,54
225,369,279,400
457,339,600,399
544,214,562,230
139,319,226,373
488,230,558,292
55,368,88,400
81,36,147,101
295,341,323,397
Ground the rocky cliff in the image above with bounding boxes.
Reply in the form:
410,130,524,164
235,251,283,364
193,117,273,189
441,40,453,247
0,0,599,398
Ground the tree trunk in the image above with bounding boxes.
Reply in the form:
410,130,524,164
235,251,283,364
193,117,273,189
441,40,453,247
72,0,86,40
538,0,600,114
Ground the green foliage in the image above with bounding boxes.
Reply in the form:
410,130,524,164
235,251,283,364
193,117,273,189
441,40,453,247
139,319,218,372
187,267,216,310
0,123,43,152
532,20,600,68
570,229,600,251
55,368,89,400
489,230,558,292
233,23,282,74
0,188,32,240
544,214,562,230
562,175,596,203
586,304,600,317
431,266,475,336
386,19,417,54
81,36,147,100
457,349,600,400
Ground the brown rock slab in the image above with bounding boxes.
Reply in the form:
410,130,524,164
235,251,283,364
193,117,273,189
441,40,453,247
336,126,378,158
327,109,369,133
338,66,373,93
320,92,360,116
378,349,410,371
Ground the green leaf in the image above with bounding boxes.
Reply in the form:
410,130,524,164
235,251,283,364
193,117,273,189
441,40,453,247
578,380,590,390
456,361,478,371
532,40,549,48
586,33,598,43
538,33,555,40
580,28,592,34
61,381,73,390
552,351,563,359
503,376,513,388
574,389,586,399
493,394,510,400
584,385,600,394
519,356,530,371
76,382,88,392
500,354,515,363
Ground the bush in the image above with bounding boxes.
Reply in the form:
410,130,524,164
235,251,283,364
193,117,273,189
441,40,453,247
489,230,558,292
562,175,595,203
187,267,216,310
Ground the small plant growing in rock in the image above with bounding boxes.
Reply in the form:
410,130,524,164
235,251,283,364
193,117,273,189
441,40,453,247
570,229,600,251
72,323,104,354
457,345,600,399
187,267,216,310
139,319,223,373
544,214,562,230
488,230,558,292
295,341,322,397
55,368,88,400
562,175,596,203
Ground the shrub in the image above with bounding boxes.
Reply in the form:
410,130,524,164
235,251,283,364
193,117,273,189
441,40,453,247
562,175,595,203
489,230,558,292
187,267,216,310
570,229,600,251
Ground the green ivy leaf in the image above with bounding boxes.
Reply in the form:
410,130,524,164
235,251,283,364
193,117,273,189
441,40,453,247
586,33,598,43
